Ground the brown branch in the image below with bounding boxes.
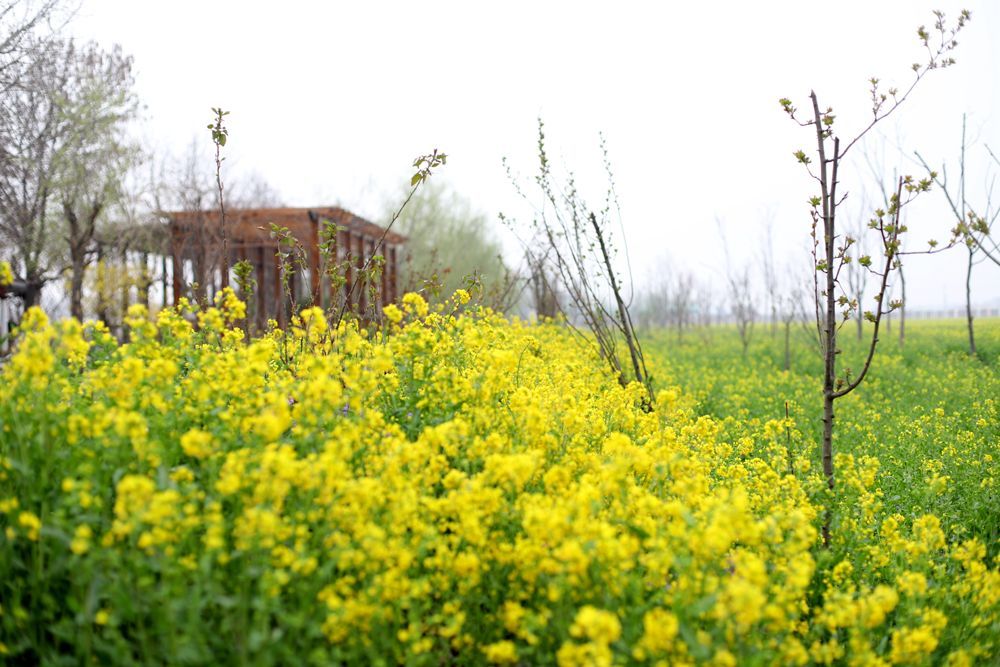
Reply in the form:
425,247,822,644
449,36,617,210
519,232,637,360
833,177,904,399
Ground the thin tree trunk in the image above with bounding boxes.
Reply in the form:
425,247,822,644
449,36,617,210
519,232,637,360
96,242,110,325
70,254,85,321
23,280,42,308
161,254,168,309
811,91,838,548
65,205,86,321
821,390,835,546
120,248,129,336
141,252,151,309
64,202,101,322
966,245,976,356
590,212,648,397
899,264,906,348
783,319,791,372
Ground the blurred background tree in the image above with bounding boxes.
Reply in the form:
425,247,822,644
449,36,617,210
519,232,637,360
387,179,510,301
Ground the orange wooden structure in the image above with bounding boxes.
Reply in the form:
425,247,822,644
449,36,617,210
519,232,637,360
166,207,405,329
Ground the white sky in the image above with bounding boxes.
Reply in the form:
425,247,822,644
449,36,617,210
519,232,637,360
69,0,1000,311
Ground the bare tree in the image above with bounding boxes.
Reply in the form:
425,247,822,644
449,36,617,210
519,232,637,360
635,269,697,341
863,140,910,347
758,217,779,336
390,180,509,301
229,170,284,209
691,280,717,345
717,218,757,357
670,272,696,341
777,277,810,372
844,199,871,341
780,9,968,545
158,138,221,302
944,144,1000,268
633,275,668,331
505,120,652,400
523,249,560,319
0,36,73,306
0,0,69,92
916,115,1000,356
728,266,756,357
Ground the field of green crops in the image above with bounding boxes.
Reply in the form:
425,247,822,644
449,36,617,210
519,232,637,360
646,319,1000,557
1,294,998,665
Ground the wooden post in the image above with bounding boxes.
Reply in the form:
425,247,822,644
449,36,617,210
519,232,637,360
141,251,151,309
342,229,353,312
170,224,183,306
358,234,368,318
119,246,129,335
388,244,398,304
195,220,207,304
256,246,266,332
273,248,284,329
309,212,321,305
161,253,168,309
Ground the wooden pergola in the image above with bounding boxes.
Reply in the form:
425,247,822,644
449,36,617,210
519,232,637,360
166,207,405,329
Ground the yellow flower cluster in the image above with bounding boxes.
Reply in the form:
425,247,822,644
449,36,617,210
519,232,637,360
0,298,997,665
0,260,13,287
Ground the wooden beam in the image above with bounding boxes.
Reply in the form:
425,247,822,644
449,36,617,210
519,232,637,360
357,233,367,317
256,246,266,332
388,244,398,304
342,229,353,312
161,253,168,309
170,224,183,306
309,211,321,305
273,249,284,329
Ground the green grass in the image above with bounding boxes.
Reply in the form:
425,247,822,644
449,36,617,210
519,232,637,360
645,317,1000,556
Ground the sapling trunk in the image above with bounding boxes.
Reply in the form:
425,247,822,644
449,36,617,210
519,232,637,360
811,91,839,510
590,212,650,398
966,245,976,356
898,264,906,348
783,318,791,372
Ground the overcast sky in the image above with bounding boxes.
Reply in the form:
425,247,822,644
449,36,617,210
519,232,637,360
70,1,1000,311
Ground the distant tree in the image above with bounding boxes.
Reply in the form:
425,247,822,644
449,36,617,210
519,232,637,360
727,264,756,358
844,199,871,342
0,36,73,307
916,115,999,356
521,248,559,318
717,218,757,357
776,264,813,372
230,170,284,209
863,140,909,347
0,0,68,92
758,217,779,336
692,280,717,345
634,269,696,341
669,272,696,341
0,37,137,316
154,139,285,304
390,179,508,301
55,41,140,320
634,273,670,331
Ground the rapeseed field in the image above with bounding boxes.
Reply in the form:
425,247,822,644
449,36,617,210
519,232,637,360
1,292,997,665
